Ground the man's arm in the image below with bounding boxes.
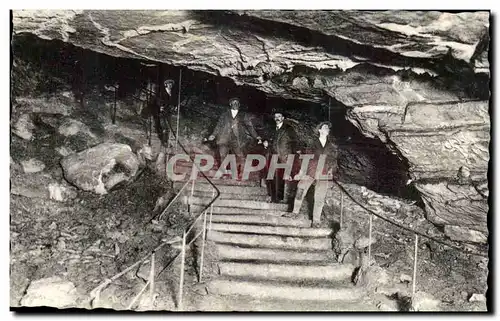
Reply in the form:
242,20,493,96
210,114,225,139
287,125,299,153
244,114,261,140
328,139,340,178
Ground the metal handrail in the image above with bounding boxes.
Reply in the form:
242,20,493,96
159,109,221,310
333,179,487,258
334,177,487,310
89,76,220,311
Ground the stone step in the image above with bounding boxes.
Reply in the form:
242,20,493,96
194,294,378,311
192,191,270,201
215,244,334,263
174,182,268,196
208,279,363,302
218,262,354,283
207,231,332,251
190,205,290,216
187,178,261,187
211,223,333,238
188,196,289,211
210,214,310,227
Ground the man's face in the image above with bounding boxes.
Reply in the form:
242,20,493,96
230,100,240,110
274,113,284,125
164,81,173,91
319,124,330,136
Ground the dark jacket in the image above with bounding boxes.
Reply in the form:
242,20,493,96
211,110,260,146
302,136,339,179
141,84,175,143
269,122,298,162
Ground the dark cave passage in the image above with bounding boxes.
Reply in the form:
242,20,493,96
12,33,421,202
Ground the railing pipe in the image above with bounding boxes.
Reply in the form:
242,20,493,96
149,252,155,303
199,210,208,282
411,234,419,309
340,191,344,229
368,213,373,264
178,231,186,311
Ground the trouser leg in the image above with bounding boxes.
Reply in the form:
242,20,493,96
271,168,285,202
231,141,245,174
227,138,244,177
292,176,314,214
218,144,229,170
312,179,329,224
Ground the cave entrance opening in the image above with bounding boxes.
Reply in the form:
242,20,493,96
13,33,423,204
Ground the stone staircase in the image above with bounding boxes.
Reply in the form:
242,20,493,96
170,157,379,311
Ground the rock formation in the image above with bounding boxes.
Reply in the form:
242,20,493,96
12,10,490,242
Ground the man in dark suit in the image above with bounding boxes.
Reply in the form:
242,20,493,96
292,121,339,227
142,77,176,147
263,111,299,203
207,98,262,175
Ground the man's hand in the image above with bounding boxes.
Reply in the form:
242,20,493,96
208,135,216,141
293,170,305,181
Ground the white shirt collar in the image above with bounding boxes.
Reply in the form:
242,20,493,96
231,109,238,118
276,122,283,129
319,135,327,147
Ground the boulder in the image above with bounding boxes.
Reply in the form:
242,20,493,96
355,236,376,250
58,118,95,138
21,158,46,173
55,146,74,157
332,226,355,262
15,96,74,115
60,143,140,195
12,113,35,140
469,293,486,302
10,157,21,171
444,225,488,244
20,276,79,309
47,182,78,202
412,291,441,311
354,264,391,289
400,273,412,284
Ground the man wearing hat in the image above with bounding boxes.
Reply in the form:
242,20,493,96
145,77,176,146
263,110,299,203
291,121,339,227
207,97,262,176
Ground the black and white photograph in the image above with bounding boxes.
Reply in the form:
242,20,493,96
9,9,491,312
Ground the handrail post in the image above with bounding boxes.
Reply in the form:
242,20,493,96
149,252,155,304
175,68,182,153
178,231,186,311
191,176,195,198
340,191,344,229
368,213,373,264
411,234,419,310
112,87,117,124
199,210,208,282
209,189,215,231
